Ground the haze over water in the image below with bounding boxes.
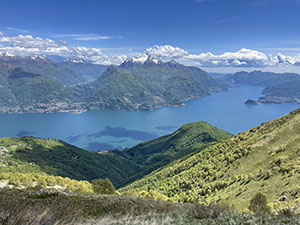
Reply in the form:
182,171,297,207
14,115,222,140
0,85,298,151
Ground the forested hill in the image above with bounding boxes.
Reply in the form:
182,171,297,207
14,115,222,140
0,121,230,188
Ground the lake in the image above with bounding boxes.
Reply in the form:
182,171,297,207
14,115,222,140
0,85,298,151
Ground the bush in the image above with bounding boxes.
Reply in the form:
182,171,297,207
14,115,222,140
92,178,116,194
249,192,271,214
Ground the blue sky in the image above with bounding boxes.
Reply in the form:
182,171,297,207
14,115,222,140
0,0,300,72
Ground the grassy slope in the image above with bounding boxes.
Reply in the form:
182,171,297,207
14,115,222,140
1,189,299,225
122,108,300,211
0,122,230,188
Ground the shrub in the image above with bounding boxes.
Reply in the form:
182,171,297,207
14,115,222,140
249,192,271,214
92,178,116,194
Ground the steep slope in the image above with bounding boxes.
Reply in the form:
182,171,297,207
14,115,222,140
223,71,300,104
0,137,140,187
122,108,300,211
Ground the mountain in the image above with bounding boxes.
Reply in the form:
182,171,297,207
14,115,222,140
122,108,300,211
79,55,227,111
0,122,230,188
0,66,82,113
0,55,226,113
223,71,300,104
0,55,108,85
78,66,167,111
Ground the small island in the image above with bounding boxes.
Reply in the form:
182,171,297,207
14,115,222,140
245,99,258,105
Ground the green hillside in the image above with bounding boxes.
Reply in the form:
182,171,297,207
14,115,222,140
122,108,300,212
0,137,140,187
116,122,231,184
0,122,229,188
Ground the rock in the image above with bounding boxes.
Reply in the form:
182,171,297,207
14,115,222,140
245,99,258,105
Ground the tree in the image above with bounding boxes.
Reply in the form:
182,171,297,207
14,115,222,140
92,178,116,194
248,192,271,214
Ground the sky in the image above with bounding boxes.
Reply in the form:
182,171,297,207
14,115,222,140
0,0,300,73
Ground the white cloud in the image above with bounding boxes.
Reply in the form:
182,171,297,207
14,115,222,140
0,33,125,65
0,32,300,68
144,45,300,68
145,45,188,59
185,48,300,67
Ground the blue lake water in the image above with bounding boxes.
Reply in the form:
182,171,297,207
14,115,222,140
0,85,298,151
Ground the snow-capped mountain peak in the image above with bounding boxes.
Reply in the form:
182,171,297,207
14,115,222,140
120,54,162,68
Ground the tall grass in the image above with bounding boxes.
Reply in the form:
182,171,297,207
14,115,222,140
1,189,300,225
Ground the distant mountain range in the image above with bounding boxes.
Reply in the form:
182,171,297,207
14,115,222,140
0,55,227,113
223,71,300,104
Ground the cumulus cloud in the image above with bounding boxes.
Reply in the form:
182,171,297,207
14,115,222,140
144,45,300,68
184,48,300,67
0,33,125,65
145,45,188,60
1,32,300,68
